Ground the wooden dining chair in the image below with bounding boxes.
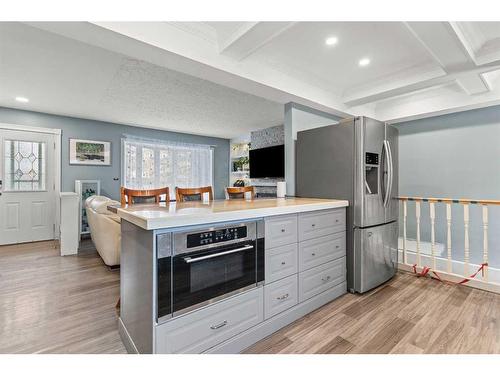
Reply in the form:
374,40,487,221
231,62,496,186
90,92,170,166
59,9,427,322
175,186,213,202
120,187,170,205
225,186,255,200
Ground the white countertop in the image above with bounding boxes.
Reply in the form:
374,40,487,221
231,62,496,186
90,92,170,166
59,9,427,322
113,197,349,230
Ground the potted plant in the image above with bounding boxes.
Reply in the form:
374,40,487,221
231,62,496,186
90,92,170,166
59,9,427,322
233,156,249,171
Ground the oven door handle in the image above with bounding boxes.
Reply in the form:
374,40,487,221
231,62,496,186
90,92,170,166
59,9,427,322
183,244,254,263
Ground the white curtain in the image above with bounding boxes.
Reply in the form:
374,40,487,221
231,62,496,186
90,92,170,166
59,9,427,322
122,136,213,200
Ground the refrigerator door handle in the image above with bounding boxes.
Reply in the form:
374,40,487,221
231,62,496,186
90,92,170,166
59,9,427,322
382,140,391,207
386,140,394,208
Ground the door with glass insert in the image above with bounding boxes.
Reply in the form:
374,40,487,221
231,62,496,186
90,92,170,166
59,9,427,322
0,129,56,245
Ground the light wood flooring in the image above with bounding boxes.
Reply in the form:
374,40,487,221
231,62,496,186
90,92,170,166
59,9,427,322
245,272,500,354
1,240,499,354
0,240,126,353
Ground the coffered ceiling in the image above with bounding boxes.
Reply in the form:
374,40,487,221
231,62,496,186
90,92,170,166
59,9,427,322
2,21,500,137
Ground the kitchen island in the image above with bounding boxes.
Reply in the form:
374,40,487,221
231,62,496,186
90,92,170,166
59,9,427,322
114,197,349,354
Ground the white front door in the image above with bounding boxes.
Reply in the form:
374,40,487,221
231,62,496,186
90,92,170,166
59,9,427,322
0,129,56,245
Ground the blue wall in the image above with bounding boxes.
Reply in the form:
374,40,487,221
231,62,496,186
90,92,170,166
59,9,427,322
0,107,230,200
395,105,500,267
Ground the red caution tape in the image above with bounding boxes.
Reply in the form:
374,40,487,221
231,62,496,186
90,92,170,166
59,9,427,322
411,263,488,285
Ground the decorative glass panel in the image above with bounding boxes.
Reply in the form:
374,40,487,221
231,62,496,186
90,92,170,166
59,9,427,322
4,140,46,191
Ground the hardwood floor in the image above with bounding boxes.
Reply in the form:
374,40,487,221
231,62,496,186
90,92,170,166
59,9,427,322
0,240,126,354
245,272,500,354
1,240,499,354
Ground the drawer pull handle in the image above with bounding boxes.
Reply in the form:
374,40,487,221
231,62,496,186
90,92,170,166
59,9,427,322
277,293,289,301
335,219,339,223
210,320,228,330
311,223,316,227
322,275,331,282
311,252,316,256
281,229,286,233
281,261,286,265
336,245,340,249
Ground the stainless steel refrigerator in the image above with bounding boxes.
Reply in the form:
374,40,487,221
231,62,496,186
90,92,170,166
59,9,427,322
296,116,398,293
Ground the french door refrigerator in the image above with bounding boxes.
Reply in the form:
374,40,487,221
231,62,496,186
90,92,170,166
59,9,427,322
296,116,398,293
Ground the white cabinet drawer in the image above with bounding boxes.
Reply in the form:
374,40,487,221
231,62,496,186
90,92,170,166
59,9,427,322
298,258,346,303
265,243,298,284
264,274,298,320
298,209,345,242
299,232,346,272
265,214,298,249
155,288,263,353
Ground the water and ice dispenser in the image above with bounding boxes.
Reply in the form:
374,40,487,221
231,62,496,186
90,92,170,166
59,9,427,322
365,152,379,195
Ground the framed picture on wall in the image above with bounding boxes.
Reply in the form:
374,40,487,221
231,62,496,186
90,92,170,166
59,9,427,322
69,138,111,166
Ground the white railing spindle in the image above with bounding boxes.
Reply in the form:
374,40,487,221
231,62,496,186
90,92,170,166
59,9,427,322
397,196,499,294
482,205,489,281
403,200,407,264
446,203,452,273
430,201,436,270
416,201,421,267
463,203,470,276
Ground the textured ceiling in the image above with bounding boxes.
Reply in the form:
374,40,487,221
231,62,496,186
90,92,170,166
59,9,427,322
0,23,284,139
98,58,284,138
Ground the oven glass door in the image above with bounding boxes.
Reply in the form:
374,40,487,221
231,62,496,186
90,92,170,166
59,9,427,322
172,240,257,314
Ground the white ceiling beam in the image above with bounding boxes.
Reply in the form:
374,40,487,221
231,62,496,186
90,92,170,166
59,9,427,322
343,63,446,106
405,21,490,95
405,22,475,71
218,22,296,60
343,62,500,106
378,81,500,124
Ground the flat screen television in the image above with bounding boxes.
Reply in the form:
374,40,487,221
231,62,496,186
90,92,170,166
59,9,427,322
249,144,285,178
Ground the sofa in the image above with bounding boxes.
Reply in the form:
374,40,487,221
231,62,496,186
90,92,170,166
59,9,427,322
85,195,121,267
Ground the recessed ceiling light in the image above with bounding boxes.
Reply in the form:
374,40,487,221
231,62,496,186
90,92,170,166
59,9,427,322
325,36,338,46
15,96,29,103
358,58,371,67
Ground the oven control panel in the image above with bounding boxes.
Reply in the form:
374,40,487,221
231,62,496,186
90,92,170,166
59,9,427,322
186,226,248,248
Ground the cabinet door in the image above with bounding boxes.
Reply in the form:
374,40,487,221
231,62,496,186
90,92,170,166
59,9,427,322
264,275,298,320
265,214,298,249
298,258,346,303
155,288,263,353
298,209,345,242
299,232,346,272
265,243,298,284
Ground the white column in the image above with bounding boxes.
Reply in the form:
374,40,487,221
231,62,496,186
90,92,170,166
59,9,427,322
59,192,79,256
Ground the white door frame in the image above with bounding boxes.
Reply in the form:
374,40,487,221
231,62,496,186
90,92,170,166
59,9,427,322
0,123,62,240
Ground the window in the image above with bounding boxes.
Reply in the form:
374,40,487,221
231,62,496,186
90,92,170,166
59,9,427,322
122,137,214,200
4,140,46,191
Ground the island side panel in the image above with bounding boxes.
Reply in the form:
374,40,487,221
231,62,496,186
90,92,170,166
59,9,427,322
120,219,155,354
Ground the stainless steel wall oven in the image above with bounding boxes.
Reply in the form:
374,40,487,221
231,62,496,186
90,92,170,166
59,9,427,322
157,220,265,321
